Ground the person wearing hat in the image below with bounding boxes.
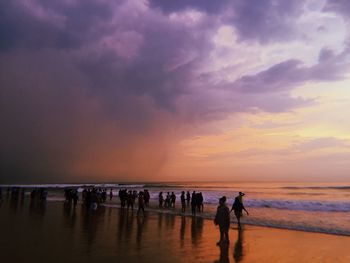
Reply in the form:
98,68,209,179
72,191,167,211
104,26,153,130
214,196,230,245
230,192,249,229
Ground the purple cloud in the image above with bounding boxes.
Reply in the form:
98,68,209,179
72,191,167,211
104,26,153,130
225,47,349,94
223,0,303,43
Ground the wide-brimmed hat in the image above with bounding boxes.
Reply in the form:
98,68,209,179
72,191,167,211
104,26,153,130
239,192,245,196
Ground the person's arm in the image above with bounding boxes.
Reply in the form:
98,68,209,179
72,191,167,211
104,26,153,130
230,202,235,212
242,204,249,215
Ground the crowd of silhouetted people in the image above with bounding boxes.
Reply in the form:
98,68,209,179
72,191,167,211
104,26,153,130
158,191,204,215
30,188,48,201
118,189,150,215
0,187,48,202
63,187,115,210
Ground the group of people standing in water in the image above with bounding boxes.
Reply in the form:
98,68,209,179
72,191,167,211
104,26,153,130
158,191,204,215
118,189,150,215
2,185,249,247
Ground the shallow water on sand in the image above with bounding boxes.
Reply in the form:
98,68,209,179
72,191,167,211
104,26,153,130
1,198,350,263
4,182,350,235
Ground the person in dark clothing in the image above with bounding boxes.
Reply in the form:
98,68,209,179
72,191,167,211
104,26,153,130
191,191,197,216
170,192,176,208
144,190,150,207
186,191,191,207
230,192,249,229
132,190,138,208
180,191,186,212
101,189,107,203
159,192,164,208
137,191,145,216
119,189,127,209
214,196,230,245
127,191,134,211
197,192,204,212
165,192,171,208
72,189,78,207
109,189,113,201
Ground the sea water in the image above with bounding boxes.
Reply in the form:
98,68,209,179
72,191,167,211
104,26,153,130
2,182,350,235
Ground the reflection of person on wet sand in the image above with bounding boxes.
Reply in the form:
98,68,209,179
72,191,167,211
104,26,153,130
180,216,186,247
214,241,230,263
191,216,204,246
230,192,249,230
136,215,146,249
233,229,244,262
214,196,230,245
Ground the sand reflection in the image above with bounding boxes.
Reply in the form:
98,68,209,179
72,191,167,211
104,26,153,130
233,229,244,262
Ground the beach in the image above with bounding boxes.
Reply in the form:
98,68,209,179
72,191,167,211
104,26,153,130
1,197,350,263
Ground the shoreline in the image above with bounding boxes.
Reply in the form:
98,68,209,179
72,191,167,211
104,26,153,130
32,195,350,237
3,184,350,237
101,201,350,237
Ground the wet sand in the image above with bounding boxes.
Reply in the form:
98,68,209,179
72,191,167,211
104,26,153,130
0,199,350,263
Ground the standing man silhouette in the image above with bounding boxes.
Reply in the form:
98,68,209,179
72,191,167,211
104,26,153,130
231,192,249,229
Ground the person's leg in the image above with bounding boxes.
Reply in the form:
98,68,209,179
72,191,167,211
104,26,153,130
225,229,230,243
217,229,224,245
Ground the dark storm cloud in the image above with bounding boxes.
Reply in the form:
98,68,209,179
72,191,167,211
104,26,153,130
148,0,229,13
223,0,303,43
324,0,350,18
149,0,303,43
0,0,213,182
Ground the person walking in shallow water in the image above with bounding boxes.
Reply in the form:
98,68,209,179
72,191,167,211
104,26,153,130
158,192,164,208
186,191,191,207
137,191,145,216
231,192,249,229
214,196,230,245
180,191,186,212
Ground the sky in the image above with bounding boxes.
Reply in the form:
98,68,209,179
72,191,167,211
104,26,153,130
1,0,350,183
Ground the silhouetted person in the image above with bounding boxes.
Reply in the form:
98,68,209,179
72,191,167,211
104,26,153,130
119,189,127,209
72,189,78,207
171,192,176,208
197,192,204,212
109,189,113,201
180,191,186,212
191,191,197,216
132,190,137,207
214,196,230,245
165,192,171,208
186,191,191,207
127,191,134,211
231,192,249,230
137,191,145,216
101,189,107,203
159,192,164,208
144,190,150,207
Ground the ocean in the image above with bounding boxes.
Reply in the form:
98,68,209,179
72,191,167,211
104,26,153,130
2,182,350,236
